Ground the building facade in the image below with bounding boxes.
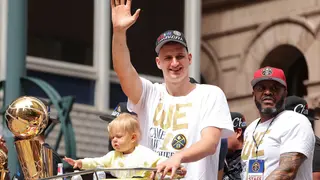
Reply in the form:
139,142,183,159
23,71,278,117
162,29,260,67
202,0,320,136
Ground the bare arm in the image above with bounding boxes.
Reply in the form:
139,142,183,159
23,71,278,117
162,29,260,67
156,127,221,178
111,0,142,104
218,169,224,180
266,152,307,180
178,126,221,163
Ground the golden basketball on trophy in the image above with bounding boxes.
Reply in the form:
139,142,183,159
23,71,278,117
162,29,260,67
5,96,49,139
5,96,53,180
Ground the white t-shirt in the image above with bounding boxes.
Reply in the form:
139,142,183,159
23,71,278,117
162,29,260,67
128,77,234,180
241,110,315,180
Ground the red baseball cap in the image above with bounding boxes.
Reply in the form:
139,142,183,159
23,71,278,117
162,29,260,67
251,66,287,88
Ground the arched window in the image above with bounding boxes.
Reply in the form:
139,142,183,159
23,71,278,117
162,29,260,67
261,44,308,97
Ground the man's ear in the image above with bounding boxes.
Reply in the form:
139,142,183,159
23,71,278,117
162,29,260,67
235,128,243,139
188,53,192,65
155,57,161,70
284,89,288,97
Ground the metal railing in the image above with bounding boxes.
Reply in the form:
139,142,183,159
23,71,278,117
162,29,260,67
39,167,185,180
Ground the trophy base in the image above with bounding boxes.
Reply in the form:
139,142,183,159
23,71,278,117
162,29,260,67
0,169,8,180
15,139,53,180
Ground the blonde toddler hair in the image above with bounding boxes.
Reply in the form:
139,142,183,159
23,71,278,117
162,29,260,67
108,113,141,145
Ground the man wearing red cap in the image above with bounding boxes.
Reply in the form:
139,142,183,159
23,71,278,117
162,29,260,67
241,66,315,179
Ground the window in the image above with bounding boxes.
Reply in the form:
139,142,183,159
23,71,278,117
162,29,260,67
109,82,127,109
27,0,94,66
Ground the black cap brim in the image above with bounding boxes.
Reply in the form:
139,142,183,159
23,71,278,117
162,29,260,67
99,115,115,122
49,117,60,124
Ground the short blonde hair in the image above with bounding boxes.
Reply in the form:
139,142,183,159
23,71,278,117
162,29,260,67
108,113,141,144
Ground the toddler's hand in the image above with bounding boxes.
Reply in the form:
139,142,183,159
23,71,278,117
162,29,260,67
63,156,83,169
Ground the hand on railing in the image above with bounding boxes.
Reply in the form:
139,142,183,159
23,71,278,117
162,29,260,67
151,167,187,180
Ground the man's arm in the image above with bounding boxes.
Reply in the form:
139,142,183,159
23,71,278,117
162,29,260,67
156,127,221,178
178,126,221,163
266,152,306,180
111,0,142,104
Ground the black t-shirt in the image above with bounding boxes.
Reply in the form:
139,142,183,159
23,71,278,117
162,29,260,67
43,143,63,175
219,139,228,170
313,136,320,172
223,149,242,180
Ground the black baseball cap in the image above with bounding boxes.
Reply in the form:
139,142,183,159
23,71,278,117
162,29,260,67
285,95,318,121
155,30,188,54
231,112,246,129
40,99,60,124
99,102,137,122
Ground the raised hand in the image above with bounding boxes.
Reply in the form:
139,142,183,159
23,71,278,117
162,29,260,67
111,0,141,32
63,156,82,169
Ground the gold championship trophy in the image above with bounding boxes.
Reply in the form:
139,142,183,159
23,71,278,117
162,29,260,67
5,96,54,180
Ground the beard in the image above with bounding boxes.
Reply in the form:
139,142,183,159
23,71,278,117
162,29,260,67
255,95,285,116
